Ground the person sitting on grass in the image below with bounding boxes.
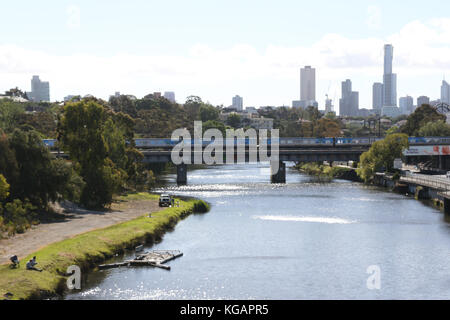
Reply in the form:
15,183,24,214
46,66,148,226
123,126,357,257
9,255,20,268
26,256,42,272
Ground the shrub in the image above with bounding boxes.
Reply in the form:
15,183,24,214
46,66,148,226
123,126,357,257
193,200,210,213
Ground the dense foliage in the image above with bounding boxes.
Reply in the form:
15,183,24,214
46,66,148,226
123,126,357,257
58,99,151,209
0,129,76,235
357,133,409,183
401,104,446,136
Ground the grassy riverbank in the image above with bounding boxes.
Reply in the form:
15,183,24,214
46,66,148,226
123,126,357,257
296,163,361,182
0,193,209,300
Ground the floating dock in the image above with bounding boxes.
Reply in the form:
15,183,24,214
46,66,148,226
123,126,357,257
98,250,183,271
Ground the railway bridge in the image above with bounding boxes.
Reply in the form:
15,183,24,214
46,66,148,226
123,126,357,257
46,136,450,184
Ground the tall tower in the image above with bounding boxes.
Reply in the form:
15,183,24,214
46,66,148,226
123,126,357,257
383,44,397,107
300,66,316,102
441,80,450,104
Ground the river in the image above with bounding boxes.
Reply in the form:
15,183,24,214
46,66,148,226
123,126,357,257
65,162,450,300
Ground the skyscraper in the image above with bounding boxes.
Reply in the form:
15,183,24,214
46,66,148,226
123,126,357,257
417,96,430,108
325,97,333,114
372,82,383,110
300,66,316,102
232,95,243,111
339,79,359,117
27,75,50,102
441,80,450,104
399,96,414,115
383,44,397,107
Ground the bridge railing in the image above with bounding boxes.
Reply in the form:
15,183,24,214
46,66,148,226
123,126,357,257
400,173,450,190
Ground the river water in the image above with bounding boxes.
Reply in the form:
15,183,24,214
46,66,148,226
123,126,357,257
65,163,450,300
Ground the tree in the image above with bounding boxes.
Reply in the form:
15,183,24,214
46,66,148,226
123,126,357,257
357,133,409,183
185,96,203,122
199,104,219,122
227,114,242,129
59,100,125,208
401,104,445,136
0,174,9,201
418,120,450,137
109,95,137,117
0,100,24,133
8,129,71,209
4,87,28,99
314,118,341,137
203,120,226,136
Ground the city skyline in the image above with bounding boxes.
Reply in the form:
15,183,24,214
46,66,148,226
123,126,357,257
2,1,450,110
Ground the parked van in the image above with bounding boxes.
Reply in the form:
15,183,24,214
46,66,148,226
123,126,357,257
159,194,173,207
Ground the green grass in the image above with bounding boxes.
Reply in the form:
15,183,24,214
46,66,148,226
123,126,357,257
116,192,160,202
0,194,209,300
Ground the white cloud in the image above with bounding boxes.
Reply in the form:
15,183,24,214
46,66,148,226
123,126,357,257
1,18,450,107
367,5,382,30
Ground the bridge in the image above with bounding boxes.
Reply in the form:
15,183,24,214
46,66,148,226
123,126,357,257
45,136,450,184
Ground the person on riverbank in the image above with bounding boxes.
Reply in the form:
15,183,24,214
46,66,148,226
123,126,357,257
26,257,42,272
9,255,19,268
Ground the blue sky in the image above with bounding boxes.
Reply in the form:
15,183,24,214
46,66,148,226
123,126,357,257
1,0,450,111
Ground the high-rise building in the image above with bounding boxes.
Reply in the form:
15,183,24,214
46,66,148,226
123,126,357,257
339,79,359,117
372,82,383,110
163,91,176,103
325,97,333,114
300,66,316,102
417,96,430,108
232,95,243,111
399,96,414,115
383,44,397,107
441,80,450,105
27,75,50,102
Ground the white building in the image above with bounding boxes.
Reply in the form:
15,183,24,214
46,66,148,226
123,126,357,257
27,75,50,102
232,95,243,111
163,91,176,103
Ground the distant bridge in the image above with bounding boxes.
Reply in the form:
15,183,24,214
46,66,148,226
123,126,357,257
45,136,450,184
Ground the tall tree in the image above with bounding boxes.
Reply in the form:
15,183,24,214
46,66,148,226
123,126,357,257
401,104,445,136
59,100,124,208
417,120,450,137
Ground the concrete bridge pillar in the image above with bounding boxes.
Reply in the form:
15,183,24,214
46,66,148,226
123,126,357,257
444,198,450,218
271,161,286,184
439,155,445,171
177,164,187,185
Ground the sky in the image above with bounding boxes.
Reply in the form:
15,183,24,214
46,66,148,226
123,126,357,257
1,0,450,111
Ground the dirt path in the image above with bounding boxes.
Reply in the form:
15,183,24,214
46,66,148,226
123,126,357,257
0,199,163,265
